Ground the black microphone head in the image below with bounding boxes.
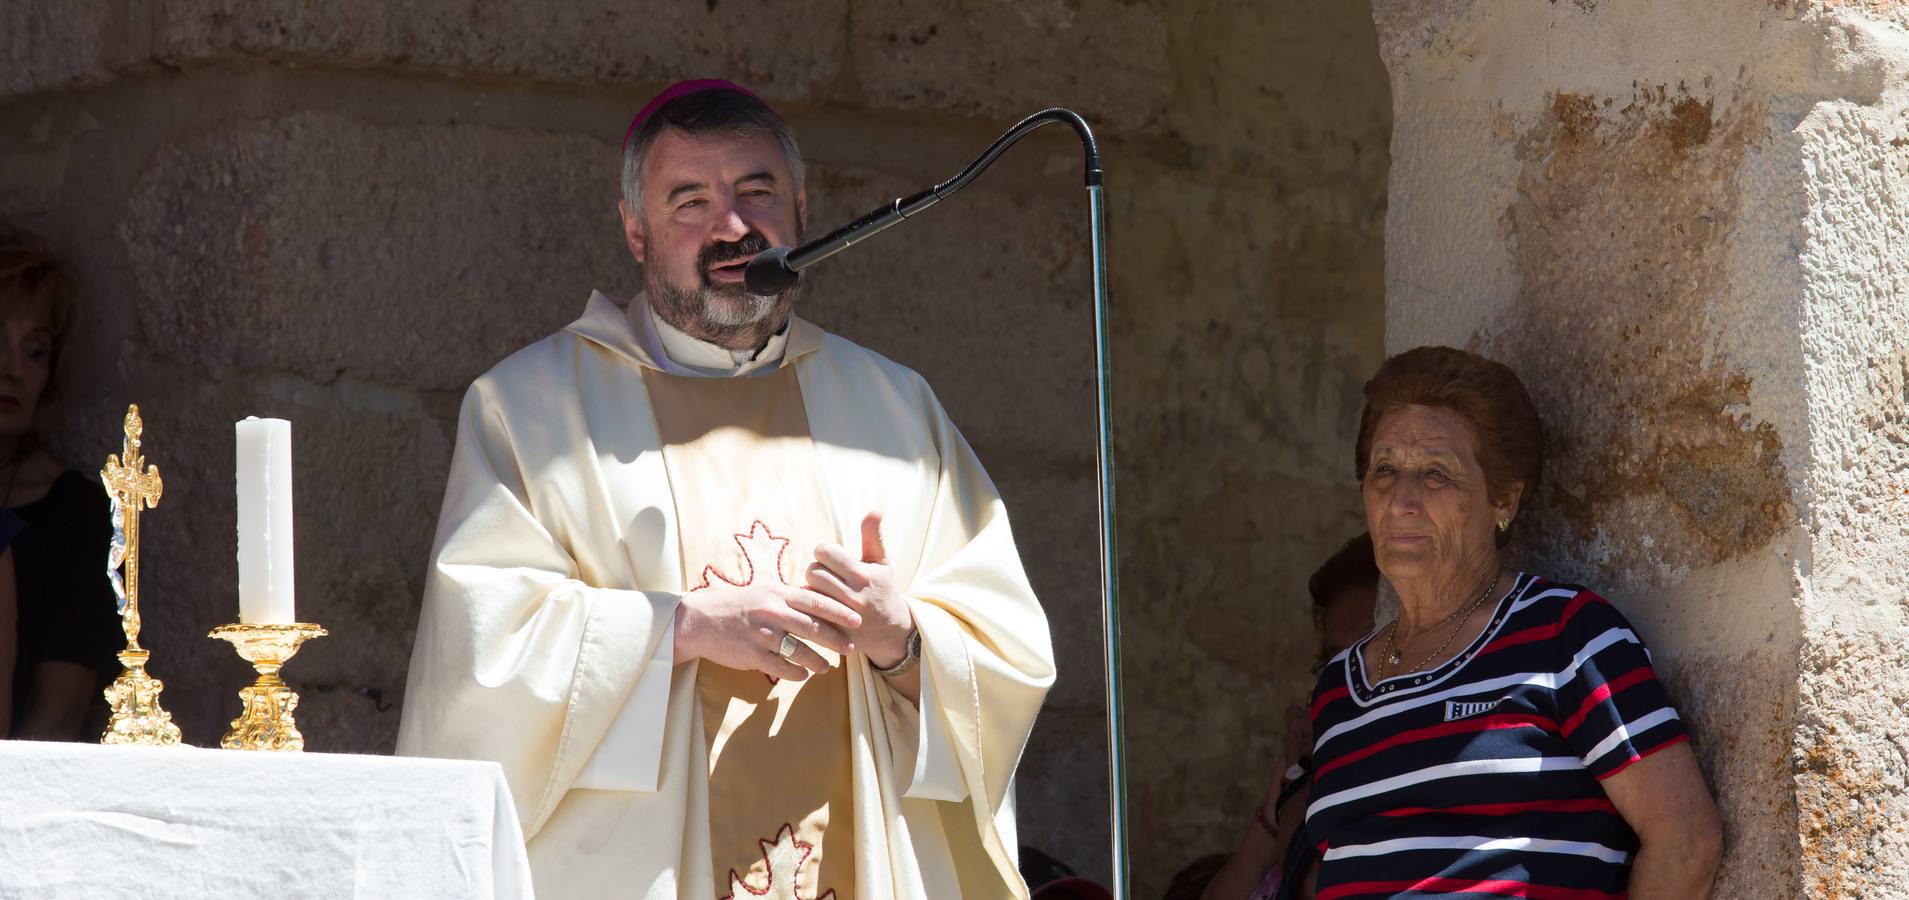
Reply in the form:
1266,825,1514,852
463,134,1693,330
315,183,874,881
743,246,799,295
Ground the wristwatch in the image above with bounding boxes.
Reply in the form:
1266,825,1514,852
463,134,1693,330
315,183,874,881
873,628,922,677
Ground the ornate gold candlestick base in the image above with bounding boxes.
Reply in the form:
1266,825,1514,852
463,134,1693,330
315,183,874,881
209,623,327,751
101,648,182,746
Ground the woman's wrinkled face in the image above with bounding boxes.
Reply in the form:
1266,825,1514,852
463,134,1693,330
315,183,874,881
0,302,53,438
1362,404,1512,582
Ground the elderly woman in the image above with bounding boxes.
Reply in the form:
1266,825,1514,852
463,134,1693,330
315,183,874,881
1303,347,1722,899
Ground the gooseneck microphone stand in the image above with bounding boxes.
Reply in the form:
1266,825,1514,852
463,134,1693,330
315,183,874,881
745,109,1127,898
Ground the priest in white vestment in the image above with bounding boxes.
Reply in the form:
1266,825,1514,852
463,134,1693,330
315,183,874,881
396,80,1056,900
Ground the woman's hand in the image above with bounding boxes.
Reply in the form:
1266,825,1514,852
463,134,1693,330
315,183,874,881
1202,705,1310,900
1258,701,1310,817
1601,741,1723,898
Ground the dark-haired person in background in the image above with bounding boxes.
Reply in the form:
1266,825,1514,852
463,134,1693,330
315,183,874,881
0,227,120,741
1203,533,1377,899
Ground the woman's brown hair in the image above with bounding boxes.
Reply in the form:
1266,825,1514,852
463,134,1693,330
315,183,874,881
0,226,77,396
1354,346,1544,545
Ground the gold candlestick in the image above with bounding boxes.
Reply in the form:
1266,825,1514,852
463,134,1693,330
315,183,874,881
209,623,326,751
100,404,182,747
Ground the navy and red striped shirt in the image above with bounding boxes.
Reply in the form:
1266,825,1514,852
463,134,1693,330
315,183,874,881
1304,574,1689,900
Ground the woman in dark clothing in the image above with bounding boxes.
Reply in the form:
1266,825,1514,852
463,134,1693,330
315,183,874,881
0,510,23,733
0,227,121,740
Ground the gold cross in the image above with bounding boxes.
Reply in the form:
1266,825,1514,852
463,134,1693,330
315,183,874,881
101,404,163,649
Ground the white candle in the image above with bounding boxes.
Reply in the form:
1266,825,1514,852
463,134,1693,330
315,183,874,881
236,417,296,625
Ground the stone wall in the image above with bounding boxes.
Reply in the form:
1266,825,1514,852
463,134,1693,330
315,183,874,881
1374,0,1909,894
0,1,1391,891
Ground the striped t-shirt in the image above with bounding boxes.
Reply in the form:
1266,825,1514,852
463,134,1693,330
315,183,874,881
1304,574,1688,900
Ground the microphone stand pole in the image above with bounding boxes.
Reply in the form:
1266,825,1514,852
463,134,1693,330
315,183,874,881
746,109,1127,898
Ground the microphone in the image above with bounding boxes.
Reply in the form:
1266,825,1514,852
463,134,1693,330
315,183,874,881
743,247,797,295
743,109,1103,296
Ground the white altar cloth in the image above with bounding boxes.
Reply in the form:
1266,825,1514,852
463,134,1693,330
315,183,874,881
0,740,533,900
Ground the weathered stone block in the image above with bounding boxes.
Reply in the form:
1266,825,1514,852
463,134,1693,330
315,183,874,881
849,0,1172,133
151,0,847,100
797,162,1099,462
0,109,81,215
0,0,116,99
120,111,636,394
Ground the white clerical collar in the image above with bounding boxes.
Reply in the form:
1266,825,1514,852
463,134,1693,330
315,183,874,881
645,301,788,378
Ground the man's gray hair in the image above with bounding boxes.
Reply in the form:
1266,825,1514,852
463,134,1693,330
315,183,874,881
619,89,806,217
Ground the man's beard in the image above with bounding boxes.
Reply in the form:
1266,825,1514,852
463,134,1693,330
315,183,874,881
645,230,798,343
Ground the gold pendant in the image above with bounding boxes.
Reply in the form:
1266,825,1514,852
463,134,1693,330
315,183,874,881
1388,652,1402,666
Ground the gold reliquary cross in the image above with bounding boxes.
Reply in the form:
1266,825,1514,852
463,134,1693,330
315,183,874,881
100,404,181,746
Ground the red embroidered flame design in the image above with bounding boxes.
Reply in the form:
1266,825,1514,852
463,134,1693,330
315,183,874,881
720,824,837,900
692,520,792,592
692,520,804,685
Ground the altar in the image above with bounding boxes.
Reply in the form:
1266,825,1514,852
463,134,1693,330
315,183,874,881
0,740,533,899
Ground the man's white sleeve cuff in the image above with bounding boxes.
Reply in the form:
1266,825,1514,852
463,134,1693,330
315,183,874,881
573,613,675,793
903,664,968,802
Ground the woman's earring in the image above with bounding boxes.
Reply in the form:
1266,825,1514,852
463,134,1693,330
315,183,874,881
1497,519,1510,533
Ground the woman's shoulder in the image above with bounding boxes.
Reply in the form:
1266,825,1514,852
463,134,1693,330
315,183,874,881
1307,645,1356,704
33,467,111,518
1510,574,1649,644
52,466,108,499
1513,573,1603,607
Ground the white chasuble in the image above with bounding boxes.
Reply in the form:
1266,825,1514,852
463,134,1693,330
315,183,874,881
396,292,1056,900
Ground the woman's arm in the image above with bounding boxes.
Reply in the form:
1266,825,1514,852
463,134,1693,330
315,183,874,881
1199,824,1280,900
0,550,15,736
1601,741,1723,898
15,659,96,741
1201,775,1300,900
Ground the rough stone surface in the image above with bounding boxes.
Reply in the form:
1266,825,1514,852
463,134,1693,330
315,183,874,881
0,108,90,216
150,0,847,102
1789,80,1909,895
120,111,629,393
0,2,1394,892
0,0,120,98
1376,0,1909,895
849,0,1173,132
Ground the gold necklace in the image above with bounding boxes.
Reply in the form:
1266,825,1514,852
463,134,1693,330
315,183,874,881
1377,569,1502,681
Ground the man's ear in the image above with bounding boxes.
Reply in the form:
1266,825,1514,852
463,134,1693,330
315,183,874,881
795,187,808,237
618,198,647,266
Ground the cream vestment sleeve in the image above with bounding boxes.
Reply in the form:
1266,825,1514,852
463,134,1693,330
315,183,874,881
805,351,1057,897
395,375,678,836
